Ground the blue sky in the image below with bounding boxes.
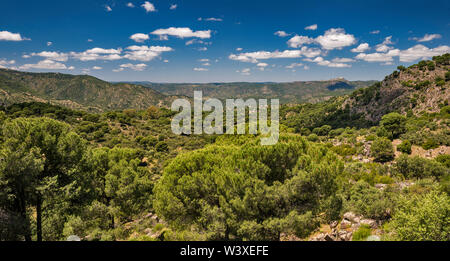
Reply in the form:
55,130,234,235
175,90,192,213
0,0,449,82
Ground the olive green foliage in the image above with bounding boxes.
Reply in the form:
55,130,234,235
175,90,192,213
371,138,395,162
0,117,86,241
344,180,394,220
397,140,412,154
154,135,343,240
395,155,449,179
352,224,372,241
379,113,407,139
388,191,449,241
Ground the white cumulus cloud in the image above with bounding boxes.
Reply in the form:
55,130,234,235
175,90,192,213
274,31,290,37
304,24,317,30
151,27,211,39
315,28,356,50
130,33,150,43
19,59,69,70
0,31,29,41
141,1,156,12
412,34,442,42
351,43,370,53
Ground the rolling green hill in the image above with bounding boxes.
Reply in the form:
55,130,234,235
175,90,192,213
0,69,174,112
133,79,377,104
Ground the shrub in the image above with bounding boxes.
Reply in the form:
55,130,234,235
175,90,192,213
307,133,319,142
345,180,393,220
371,138,395,162
380,113,407,139
422,138,439,150
435,154,450,168
435,76,445,86
352,224,372,241
445,71,450,82
397,140,412,154
155,141,169,152
395,155,449,179
388,191,449,241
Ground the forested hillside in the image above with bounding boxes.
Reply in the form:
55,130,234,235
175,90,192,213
135,79,376,104
0,54,449,241
0,69,175,112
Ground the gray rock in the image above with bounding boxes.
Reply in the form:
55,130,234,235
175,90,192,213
340,219,352,229
343,212,358,223
360,219,378,229
330,221,338,228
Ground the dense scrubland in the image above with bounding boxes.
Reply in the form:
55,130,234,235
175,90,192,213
0,54,449,241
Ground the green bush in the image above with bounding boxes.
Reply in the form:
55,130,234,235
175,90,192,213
388,191,449,241
344,180,393,220
155,141,169,152
397,140,412,154
371,138,395,162
307,133,319,142
352,224,372,241
395,155,449,179
435,154,450,168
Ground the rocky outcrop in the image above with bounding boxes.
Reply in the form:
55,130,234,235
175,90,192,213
309,212,380,241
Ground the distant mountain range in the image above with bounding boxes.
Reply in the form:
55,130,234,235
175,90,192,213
127,79,377,104
0,68,376,112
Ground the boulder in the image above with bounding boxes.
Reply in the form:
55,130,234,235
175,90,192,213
340,219,352,229
360,219,378,229
343,212,359,223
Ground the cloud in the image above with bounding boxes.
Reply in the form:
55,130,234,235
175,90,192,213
141,1,156,12
193,67,208,71
30,51,68,62
351,43,370,53
370,30,380,34
304,24,317,30
151,27,211,39
0,30,29,41
70,47,122,61
286,28,356,50
0,59,15,68
105,5,112,12
236,47,243,51
274,31,290,37
202,62,210,66
411,33,442,42
304,57,352,68
19,59,69,70
169,4,177,10
130,33,149,43
119,63,147,71
92,66,102,70
355,49,399,62
185,39,209,45
315,28,356,50
127,2,135,8
87,39,93,42
229,47,321,63
287,35,313,48
198,17,223,22
47,41,52,46
332,57,355,63
238,68,251,75
398,44,450,62
198,58,209,62
257,62,268,71
123,45,173,61
374,36,395,52
285,63,303,69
